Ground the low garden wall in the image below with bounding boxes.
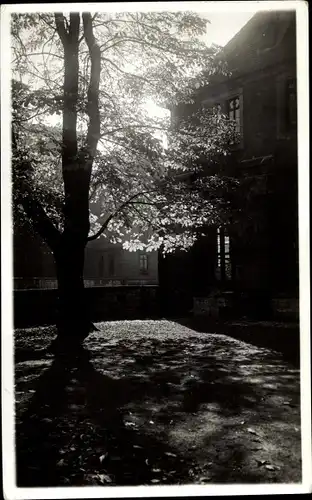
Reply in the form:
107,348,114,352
14,286,299,328
14,286,161,328
193,291,299,321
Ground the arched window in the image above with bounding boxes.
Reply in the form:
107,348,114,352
228,96,241,134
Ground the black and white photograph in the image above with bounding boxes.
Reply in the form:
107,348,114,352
1,1,310,498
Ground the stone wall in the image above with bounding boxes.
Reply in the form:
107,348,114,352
14,286,161,328
271,297,299,321
193,292,299,321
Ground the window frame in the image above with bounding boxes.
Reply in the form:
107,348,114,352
216,227,232,283
285,77,297,129
139,253,148,275
202,88,244,150
225,91,244,148
108,254,115,276
98,255,104,276
276,73,297,139
227,96,241,133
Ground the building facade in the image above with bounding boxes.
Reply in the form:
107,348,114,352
83,237,158,287
160,11,298,319
14,222,158,289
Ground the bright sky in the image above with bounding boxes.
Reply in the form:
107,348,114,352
148,12,255,118
203,12,254,47
36,11,255,129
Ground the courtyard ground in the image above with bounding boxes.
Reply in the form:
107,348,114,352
14,319,301,487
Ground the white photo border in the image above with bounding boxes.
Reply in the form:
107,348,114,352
1,2,310,498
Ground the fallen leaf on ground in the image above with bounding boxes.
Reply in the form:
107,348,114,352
247,428,258,435
99,453,107,463
265,464,278,471
97,473,112,484
125,421,136,427
164,452,177,457
57,459,65,467
256,459,267,466
283,401,295,407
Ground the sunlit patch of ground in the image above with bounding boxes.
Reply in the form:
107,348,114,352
14,320,301,486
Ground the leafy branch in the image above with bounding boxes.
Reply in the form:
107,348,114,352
87,190,160,241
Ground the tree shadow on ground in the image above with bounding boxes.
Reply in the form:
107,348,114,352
15,322,301,486
125,340,300,483
175,317,300,367
16,347,194,487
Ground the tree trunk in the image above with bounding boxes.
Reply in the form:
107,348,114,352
54,233,90,343
48,13,101,352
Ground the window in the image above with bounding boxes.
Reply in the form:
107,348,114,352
277,76,297,137
227,96,241,135
98,255,104,276
139,253,148,274
211,103,222,126
108,255,115,276
216,227,232,281
213,103,222,114
204,92,242,145
286,78,296,129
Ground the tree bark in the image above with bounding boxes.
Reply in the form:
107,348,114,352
54,233,90,341
53,14,90,345
49,13,101,347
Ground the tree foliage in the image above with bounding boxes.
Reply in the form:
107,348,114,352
12,10,236,254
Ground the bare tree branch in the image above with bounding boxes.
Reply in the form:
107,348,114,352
81,13,101,162
129,203,163,233
130,201,158,206
100,56,153,85
87,190,158,241
99,35,207,58
54,13,69,46
60,13,79,172
12,129,61,249
19,108,51,122
100,124,168,137
38,14,57,31
13,51,63,61
17,191,62,251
